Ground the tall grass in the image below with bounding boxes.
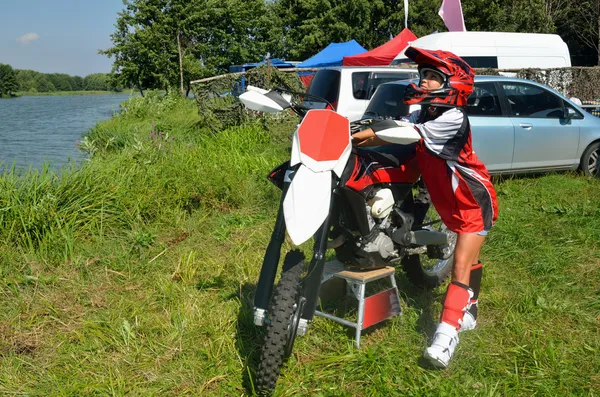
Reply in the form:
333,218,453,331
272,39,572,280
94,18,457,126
0,93,598,395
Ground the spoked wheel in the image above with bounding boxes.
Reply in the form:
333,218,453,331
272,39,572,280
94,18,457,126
256,250,305,395
402,206,457,288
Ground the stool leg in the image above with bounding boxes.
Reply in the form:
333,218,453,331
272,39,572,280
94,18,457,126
389,274,401,312
355,283,366,348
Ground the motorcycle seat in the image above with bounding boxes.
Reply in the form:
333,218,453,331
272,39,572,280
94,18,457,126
354,145,416,169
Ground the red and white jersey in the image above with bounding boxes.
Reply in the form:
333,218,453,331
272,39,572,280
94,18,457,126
406,108,499,233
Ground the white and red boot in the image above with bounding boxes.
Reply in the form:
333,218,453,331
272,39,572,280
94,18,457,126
423,282,473,368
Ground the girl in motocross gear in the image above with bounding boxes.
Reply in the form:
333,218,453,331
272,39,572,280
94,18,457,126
352,46,499,368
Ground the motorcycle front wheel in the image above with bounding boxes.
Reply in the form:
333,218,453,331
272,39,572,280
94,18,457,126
402,208,456,288
255,251,304,395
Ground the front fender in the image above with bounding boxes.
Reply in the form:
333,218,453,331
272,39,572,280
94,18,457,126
283,164,332,245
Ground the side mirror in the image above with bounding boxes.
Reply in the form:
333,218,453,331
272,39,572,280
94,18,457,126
239,88,291,113
563,107,577,120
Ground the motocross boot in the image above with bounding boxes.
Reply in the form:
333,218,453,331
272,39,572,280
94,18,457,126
423,282,473,368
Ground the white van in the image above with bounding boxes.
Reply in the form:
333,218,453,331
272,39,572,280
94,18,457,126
390,32,571,69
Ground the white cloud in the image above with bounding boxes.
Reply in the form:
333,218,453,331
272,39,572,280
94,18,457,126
16,33,40,45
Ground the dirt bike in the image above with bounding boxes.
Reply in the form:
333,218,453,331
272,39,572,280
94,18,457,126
239,86,456,394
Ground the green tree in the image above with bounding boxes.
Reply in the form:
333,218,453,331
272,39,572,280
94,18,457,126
15,69,40,92
83,73,110,91
48,73,74,91
0,63,18,96
35,75,56,92
569,0,600,65
71,75,84,91
268,0,446,61
101,0,273,95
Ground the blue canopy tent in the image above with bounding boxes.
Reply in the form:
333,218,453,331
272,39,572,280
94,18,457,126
297,40,367,68
296,40,367,86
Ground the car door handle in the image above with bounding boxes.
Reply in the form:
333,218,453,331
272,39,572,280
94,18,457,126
519,123,533,129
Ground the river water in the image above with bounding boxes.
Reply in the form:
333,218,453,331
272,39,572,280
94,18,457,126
0,94,130,171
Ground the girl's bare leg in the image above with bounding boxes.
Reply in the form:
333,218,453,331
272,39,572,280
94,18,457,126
451,233,486,285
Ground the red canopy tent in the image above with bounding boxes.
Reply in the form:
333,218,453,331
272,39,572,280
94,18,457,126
342,28,418,66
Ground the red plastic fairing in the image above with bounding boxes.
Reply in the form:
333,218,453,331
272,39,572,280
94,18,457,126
345,155,420,192
297,110,349,162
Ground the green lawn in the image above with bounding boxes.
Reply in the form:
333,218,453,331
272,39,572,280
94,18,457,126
0,93,598,395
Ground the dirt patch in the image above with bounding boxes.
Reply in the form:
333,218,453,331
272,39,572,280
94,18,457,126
0,323,39,356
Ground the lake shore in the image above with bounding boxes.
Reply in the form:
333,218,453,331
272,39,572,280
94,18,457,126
12,89,133,97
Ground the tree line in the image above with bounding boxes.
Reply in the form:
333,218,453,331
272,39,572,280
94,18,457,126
98,0,598,96
0,63,117,97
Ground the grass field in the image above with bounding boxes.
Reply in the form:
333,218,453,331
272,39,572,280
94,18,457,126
0,93,598,395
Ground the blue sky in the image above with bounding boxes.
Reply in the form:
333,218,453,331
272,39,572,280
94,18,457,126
0,0,125,76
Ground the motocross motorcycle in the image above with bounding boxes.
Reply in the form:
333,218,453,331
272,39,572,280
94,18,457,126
239,86,457,394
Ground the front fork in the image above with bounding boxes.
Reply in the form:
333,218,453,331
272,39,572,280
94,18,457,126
253,182,290,326
253,177,337,328
298,212,332,322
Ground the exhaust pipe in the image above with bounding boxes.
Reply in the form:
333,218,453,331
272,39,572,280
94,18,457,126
393,228,448,246
409,230,448,245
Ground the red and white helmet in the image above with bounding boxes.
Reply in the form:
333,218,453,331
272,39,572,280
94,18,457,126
403,46,474,107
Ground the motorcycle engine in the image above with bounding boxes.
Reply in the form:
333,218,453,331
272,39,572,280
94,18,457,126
361,188,397,259
361,231,395,259
335,186,406,270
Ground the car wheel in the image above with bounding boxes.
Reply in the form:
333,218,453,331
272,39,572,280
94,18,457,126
580,141,600,177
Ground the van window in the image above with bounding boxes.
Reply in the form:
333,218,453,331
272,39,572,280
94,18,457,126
352,72,370,99
365,71,418,98
390,58,413,66
466,82,502,116
501,83,564,118
462,57,499,68
352,71,418,100
363,84,410,120
306,69,341,105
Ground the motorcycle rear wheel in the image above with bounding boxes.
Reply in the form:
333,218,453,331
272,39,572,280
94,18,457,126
402,209,456,288
255,251,304,395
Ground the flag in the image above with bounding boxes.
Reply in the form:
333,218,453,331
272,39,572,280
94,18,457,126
438,0,466,32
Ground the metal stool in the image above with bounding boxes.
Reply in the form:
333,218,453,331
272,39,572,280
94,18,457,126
315,260,401,348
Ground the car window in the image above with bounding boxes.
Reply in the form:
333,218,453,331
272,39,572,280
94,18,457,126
466,82,502,116
352,72,370,99
501,83,564,118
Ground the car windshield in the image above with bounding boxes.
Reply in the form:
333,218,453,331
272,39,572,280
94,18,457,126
363,84,411,120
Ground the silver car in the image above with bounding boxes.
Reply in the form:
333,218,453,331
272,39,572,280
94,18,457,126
363,76,600,176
